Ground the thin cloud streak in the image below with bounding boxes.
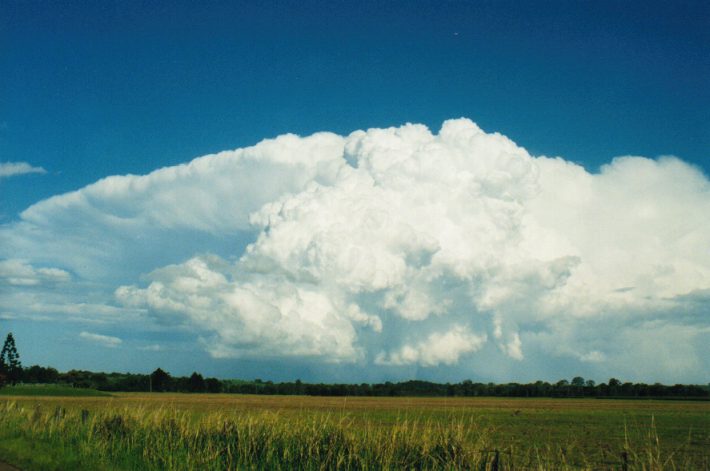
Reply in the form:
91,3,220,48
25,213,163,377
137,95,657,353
79,331,122,348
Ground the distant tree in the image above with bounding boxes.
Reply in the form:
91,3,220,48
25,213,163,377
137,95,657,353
0,339,5,387
585,379,596,388
205,377,222,393
571,376,585,387
0,333,22,384
188,372,205,392
91,372,108,386
22,365,59,384
607,377,621,396
150,368,171,392
0,363,5,386
0,330,7,376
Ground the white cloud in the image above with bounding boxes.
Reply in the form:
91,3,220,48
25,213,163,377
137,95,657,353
579,351,605,363
79,331,122,348
0,162,46,179
0,132,344,282
0,259,70,286
115,255,380,362
19,132,342,233
2,119,709,381
526,155,710,315
139,344,163,351
375,326,487,366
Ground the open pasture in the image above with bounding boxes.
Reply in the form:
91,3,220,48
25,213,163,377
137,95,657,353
0,393,708,469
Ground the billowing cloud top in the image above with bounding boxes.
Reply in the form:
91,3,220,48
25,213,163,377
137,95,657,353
2,119,709,381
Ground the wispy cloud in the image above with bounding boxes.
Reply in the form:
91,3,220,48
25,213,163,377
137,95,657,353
0,161,46,179
139,344,163,351
79,331,122,348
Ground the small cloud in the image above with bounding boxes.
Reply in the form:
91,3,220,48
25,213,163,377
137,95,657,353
139,344,163,351
0,259,70,286
0,161,47,179
499,333,523,360
579,350,605,363
79,331,122,348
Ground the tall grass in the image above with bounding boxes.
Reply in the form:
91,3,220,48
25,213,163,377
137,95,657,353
0,401,703,470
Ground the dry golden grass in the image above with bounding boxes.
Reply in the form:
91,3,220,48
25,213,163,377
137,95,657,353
0,394,708,469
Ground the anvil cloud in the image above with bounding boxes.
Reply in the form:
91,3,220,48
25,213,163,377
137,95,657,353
1,119,709,381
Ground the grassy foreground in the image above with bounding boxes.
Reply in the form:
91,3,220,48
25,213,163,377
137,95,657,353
0,394,707,470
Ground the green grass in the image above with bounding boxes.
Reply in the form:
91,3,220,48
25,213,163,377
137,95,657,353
0,433,97,471
0,384,111,397
0,395,707,470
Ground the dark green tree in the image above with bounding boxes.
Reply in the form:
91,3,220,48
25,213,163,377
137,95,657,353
607,377,621,396
205,377,222,393
0,333,22,384
150,368,171,392
0,350,5,387
0,343,5,376
187,372,205,392
571,376,585,387
22,365,59,383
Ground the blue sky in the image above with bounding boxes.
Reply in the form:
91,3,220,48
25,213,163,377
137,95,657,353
1,1,709,383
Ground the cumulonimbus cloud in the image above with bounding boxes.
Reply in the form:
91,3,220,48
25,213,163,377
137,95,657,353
114,119,710,369
2,119,709,378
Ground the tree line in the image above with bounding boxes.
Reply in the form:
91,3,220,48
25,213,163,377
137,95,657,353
2,332,707,398
13,365,710,399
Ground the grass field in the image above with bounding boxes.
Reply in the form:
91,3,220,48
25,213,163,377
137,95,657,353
0,393,707,470
0,385,111,397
